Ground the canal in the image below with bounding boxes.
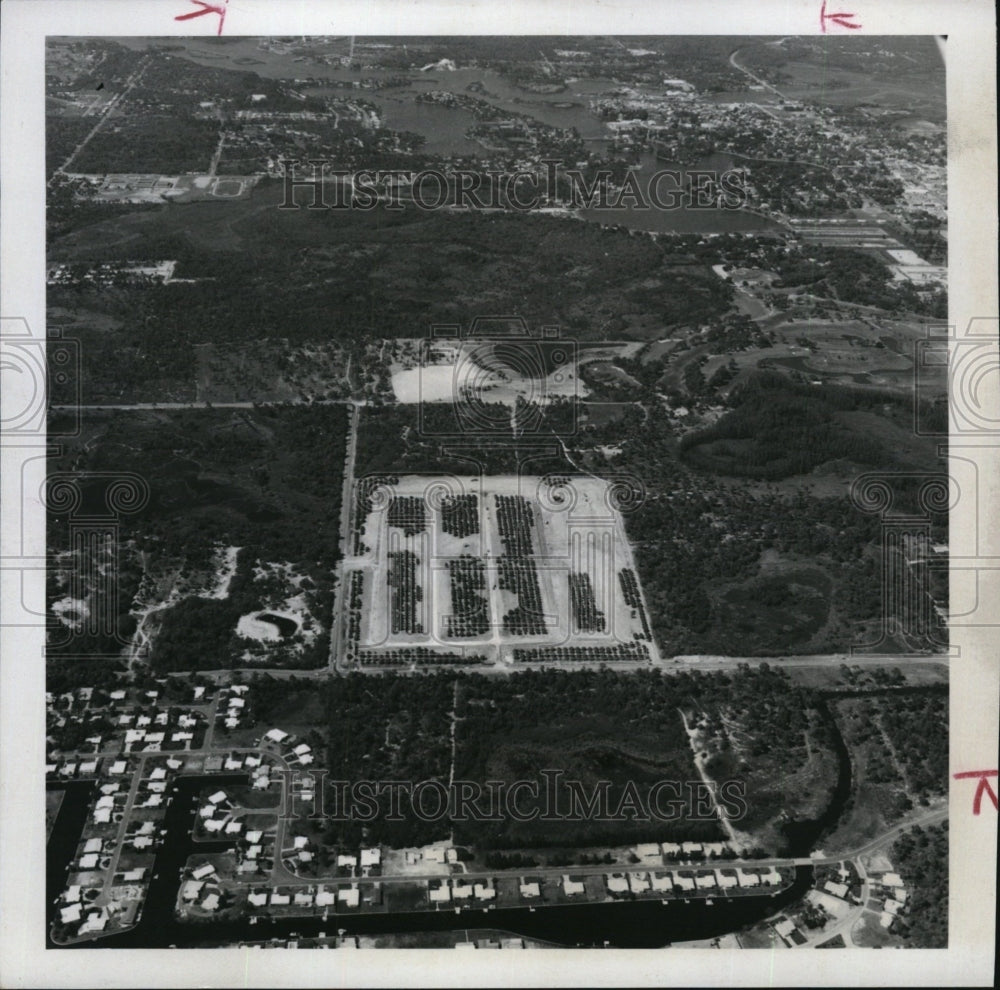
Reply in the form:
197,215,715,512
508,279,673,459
48,774,812,949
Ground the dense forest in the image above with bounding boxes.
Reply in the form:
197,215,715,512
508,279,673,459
890,822,948,947
47,406,348,673
311,665,841,852
678,372,902,480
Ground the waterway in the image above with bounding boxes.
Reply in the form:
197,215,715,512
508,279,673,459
48,774,812,949
112,38,784,235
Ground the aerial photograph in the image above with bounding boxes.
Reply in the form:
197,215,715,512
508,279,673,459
44,34,949,951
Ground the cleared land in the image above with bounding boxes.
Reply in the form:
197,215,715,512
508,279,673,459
345,475,659,668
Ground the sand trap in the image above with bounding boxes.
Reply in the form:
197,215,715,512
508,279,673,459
236,610,301,642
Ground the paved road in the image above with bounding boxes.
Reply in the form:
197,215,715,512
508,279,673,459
49,58,150,187
329,402,360,674
51,399,364,412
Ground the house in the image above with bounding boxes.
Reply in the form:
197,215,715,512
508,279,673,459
884,899,903,916
425,847,446,864
201,893,220,912
635,843,661,860
429,884,451,903
695,873,715,890
246,845,262,860
298,753,314,765
445,848,458,864
78,854,99,870
224,718,239,729
607,875,629,894
79,760,98,775
166,758,183,770
248,891,268,907
144,732,165,745
264,728,289,744
360,847,380,868
661,842,681,856
95,796,115,810
181,880,204,901
651,873,672,892
452,883,473,900
136,716,152,728
270,893,290,906
299,851,313,863
879,911,895,929
315,890,335,907
737,869,760,888
79,913,108,934
474,883,496,900
245,830,264,844
149,768,167,781
761,868,783,886
293,743,311,756
562,876,585,896
293,836,308,850
337,854,357,868
673,874,695,891
100,783,119,795
225,821,243,835
110,761,128,775
629,873,651,893
191,863,216,881
192,686,206,700
60,904,83,924
83,838,103,854
93,808,112,824
224,757,243,771
228,697,245,710
715,870,738,890
63,886,82,903
774,918,796,940
199,805,216,819
338,888,360,907
824,881,849,899
519,882,540,898
109,690,126,701
172,732,194,743
207,790,228,805
882,872,904,888
681,842,703,856
294,891,314,907
122,869,145,882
